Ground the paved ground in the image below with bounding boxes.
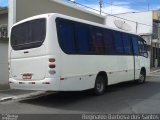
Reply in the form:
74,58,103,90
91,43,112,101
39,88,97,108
149,70,160,76
0,71,160,120
0,90,35,99
0,76,160,114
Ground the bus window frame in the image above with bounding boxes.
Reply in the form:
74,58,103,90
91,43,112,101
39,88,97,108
138,37,148,58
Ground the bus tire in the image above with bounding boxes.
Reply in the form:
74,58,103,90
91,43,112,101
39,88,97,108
94,75,106,95
137,69,146,84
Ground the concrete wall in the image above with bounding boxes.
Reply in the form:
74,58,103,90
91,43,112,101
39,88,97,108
0,10,9,89
106,11,153,35
0,40,9,90
16,0,105,24
0,13,8,25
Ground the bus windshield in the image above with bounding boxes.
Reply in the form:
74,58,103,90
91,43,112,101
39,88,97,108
11,19,46,50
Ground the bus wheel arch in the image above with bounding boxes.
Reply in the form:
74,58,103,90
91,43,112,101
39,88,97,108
93,71,108,95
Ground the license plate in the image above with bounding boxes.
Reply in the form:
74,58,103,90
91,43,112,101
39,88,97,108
22,73,33,80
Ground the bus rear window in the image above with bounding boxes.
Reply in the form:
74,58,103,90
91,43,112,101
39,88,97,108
11,19,46,50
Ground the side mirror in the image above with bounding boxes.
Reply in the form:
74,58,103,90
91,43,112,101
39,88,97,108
144,52,148,58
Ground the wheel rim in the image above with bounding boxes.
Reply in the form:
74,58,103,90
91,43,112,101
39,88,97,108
139,72,145,83
96,80,104,92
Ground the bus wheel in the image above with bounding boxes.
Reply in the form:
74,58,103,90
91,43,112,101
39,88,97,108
137,70,146,84
94,76,106,95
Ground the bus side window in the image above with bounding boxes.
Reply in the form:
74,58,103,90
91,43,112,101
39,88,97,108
138,37,148,58
103,29,115,55
90,27,105,54
56,19,76,54
75,23,89,54
143,42,148,58
122,33,132,55
113,31,124,55
132,36,139,56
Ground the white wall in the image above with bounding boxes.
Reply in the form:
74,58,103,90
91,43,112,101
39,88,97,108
106,11,153,35
8,0,105,31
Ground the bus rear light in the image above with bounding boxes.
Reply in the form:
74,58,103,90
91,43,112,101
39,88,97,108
49,58,56,62
49,64,56,68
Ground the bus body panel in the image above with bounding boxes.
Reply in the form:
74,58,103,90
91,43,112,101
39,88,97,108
59,54,135,85
134,56,141,79
10,45,47,81
9,14,62,90
9,13,150,91
59,75,96,91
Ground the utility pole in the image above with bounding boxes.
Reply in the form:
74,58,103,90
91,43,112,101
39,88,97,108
99,0,103,15
111,0,113,14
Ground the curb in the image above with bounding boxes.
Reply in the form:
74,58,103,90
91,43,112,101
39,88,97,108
0,91,55,103
12,91,49,100
150,69,160,74
0,96,15,102
148,74,160,77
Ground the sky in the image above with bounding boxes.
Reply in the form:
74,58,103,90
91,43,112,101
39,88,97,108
65,0,160,15
0,0,160,14
0,0,8,7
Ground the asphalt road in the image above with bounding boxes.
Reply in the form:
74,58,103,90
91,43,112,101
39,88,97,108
0,75,160,119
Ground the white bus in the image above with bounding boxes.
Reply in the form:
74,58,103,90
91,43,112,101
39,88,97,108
9,13,150,95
